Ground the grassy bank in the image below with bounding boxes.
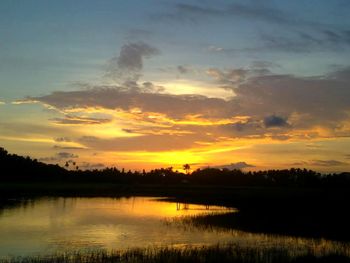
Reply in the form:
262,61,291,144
2,245,350,263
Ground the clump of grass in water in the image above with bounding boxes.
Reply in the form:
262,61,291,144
2,245,350,263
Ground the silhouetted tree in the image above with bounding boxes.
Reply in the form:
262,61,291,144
183,164,191,174
0,147,349,188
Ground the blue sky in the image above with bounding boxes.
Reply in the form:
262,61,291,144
1,0,350,171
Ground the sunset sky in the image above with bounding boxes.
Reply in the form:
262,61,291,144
1,0,350,172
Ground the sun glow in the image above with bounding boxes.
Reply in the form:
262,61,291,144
156,80,234,99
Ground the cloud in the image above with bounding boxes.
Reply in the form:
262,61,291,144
117,42,159,71
206,68,248,87
57,152,79,159
77,133,215,152
54,137,72,142
39,152,79,162
322,30,350,45
153,2,293,25
221,119,265,138
291,160,348,167
21,86,233,120
258,30,350,53
209,30,350,55
141,81,165,93
154,3,349,55
305,143,323,149
215,162,255,170
121,128,134,134
206,66,272,89
263,115,288,128
311,160,348,167
50,115,112,125
226,2,293,25
19,66,350,142
39,157,59,162
207,66,350,139
177,65,190,74
231,67,350,129
53,145,86,150
106,42,159,82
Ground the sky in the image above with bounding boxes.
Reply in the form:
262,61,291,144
1,0,350,172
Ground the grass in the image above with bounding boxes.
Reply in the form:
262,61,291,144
168,209,350,242
1,244,350,263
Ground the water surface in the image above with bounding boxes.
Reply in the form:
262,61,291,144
0,197,348,258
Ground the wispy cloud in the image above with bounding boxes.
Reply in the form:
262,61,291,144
292,160,349,167
53,145,87,150
39,152,79,162
152,2,294,25
50,115,112,125
207,29,350,54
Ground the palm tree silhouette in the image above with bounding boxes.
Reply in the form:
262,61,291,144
183,164,191,174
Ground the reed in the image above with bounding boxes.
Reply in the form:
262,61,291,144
2,244,350,263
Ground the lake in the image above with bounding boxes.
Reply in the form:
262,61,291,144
0,197,349,259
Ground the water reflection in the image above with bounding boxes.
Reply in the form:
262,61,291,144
175,202,227,211
0,197,349,259
0,197,232,257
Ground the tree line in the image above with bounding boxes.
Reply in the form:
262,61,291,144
0,147,349,187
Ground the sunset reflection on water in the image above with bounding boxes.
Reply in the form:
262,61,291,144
0,197,348,258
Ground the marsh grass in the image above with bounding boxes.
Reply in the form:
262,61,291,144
167,213,350,256
2,244,350,263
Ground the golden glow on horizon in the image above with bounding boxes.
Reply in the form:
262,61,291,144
2,102,350,172
83,138,257,171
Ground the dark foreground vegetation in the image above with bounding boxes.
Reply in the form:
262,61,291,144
1,147,350,242
2,245,350,263
1,147,349,187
